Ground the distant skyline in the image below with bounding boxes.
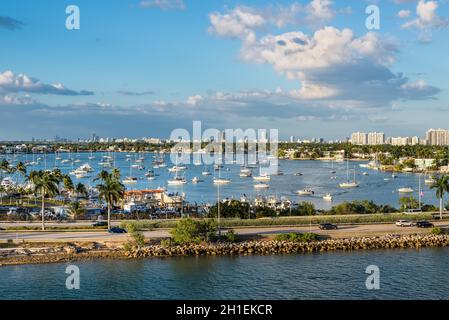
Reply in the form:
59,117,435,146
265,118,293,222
1,0,449,140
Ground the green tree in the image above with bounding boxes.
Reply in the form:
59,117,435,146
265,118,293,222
95,170,125,230
431,175,449,220
399,196,420,211
68,201,86,219
27,170,61,230
170,218,216,244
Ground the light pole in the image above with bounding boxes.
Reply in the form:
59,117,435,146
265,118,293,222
217,182,221,237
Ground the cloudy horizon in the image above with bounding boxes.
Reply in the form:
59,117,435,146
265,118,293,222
0,0,448,140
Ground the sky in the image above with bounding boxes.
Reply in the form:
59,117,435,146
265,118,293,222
0,0,448,140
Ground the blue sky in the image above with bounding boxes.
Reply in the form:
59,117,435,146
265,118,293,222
0,0,448,140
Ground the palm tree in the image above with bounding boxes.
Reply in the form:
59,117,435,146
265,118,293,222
75,183,88,198
27,170,61,230
16,162,27,177
431,174,449,220
63,175,74,196
68,201,86,220
95,171,125,230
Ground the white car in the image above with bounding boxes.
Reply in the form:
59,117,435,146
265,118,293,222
395,220,415,227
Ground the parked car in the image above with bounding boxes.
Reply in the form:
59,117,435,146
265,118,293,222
319,223,338,230
395,220,415,227
108,226,127,234
92,221,108,227
416,220,434,228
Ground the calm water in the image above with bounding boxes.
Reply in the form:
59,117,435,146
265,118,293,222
2,152,437,209
1,247,449,299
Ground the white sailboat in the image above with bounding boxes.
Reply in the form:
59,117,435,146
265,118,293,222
213,165,231,184
339,158,359,188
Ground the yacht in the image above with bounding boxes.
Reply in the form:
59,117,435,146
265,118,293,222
254,183,270,189
167,176,187,185
253,173,271,182
425,176,436,185
213,177,231,185
202,169,212,176
123,177,138,184
297,188,314,196
192,177,204,183
168,165,187,173
398,187,414,194
239,168,252,177
294,172,303,176
323,193,333,201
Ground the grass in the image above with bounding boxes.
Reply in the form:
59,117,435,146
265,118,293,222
117,213,437,230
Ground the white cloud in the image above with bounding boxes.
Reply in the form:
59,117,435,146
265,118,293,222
208,6,265,41
139,0,185,10
401,0,448,41
0,70,93,96
398,9,412,18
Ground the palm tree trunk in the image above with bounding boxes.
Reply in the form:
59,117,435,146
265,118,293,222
41,194,45,231
107,201,111,231
440,197,444,220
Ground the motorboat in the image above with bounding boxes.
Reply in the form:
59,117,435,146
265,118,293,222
398,187,414,193
167,176,187,185
253,174,270,182
297,188,314,196
192,177,204,183
123,177,138,184
323,193,333,201
254,183,269,189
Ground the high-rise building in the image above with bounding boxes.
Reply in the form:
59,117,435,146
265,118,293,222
367,132,385,145
350,132,367,145
426,129,449,146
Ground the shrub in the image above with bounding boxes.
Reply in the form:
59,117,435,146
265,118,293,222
170,218,216,244
275,232,319,242
160,238,172,248
224,230,238,243
431,227,444,235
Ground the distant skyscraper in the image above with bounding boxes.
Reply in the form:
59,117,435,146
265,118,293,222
426,129,449,146
367,132,385,145
350,132,367,145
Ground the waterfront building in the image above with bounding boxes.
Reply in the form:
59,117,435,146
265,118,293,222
426,129,449,146
367,132,385,145
414,159,436,170
350,132,368,145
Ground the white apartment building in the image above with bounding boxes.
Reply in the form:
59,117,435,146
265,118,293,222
367,132,385,145
426,129,449,146
350,132,368,145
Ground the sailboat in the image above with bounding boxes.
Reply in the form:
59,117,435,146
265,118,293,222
123,161,138,184
339,159,359,188
167,158,187,185
88,150,95,160
213,165,231,184
330,159,336,174
202,165,212,176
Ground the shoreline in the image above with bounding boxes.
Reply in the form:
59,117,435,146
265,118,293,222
2,234,449,266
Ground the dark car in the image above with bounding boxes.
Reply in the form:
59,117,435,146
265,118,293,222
416,221,434,228
92,221,108,227
108,226,127,234
319,223,338,230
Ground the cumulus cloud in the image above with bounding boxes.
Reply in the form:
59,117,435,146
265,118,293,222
0,70,93,96
139,0,185,10
401,0,448,42
0,16,24,30
208,3,440,112
398,10,412,18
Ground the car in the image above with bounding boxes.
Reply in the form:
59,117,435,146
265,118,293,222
108,226,127,234
416,220,434,228
395,220,414,227
319,223,338,230
92,221,108,227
